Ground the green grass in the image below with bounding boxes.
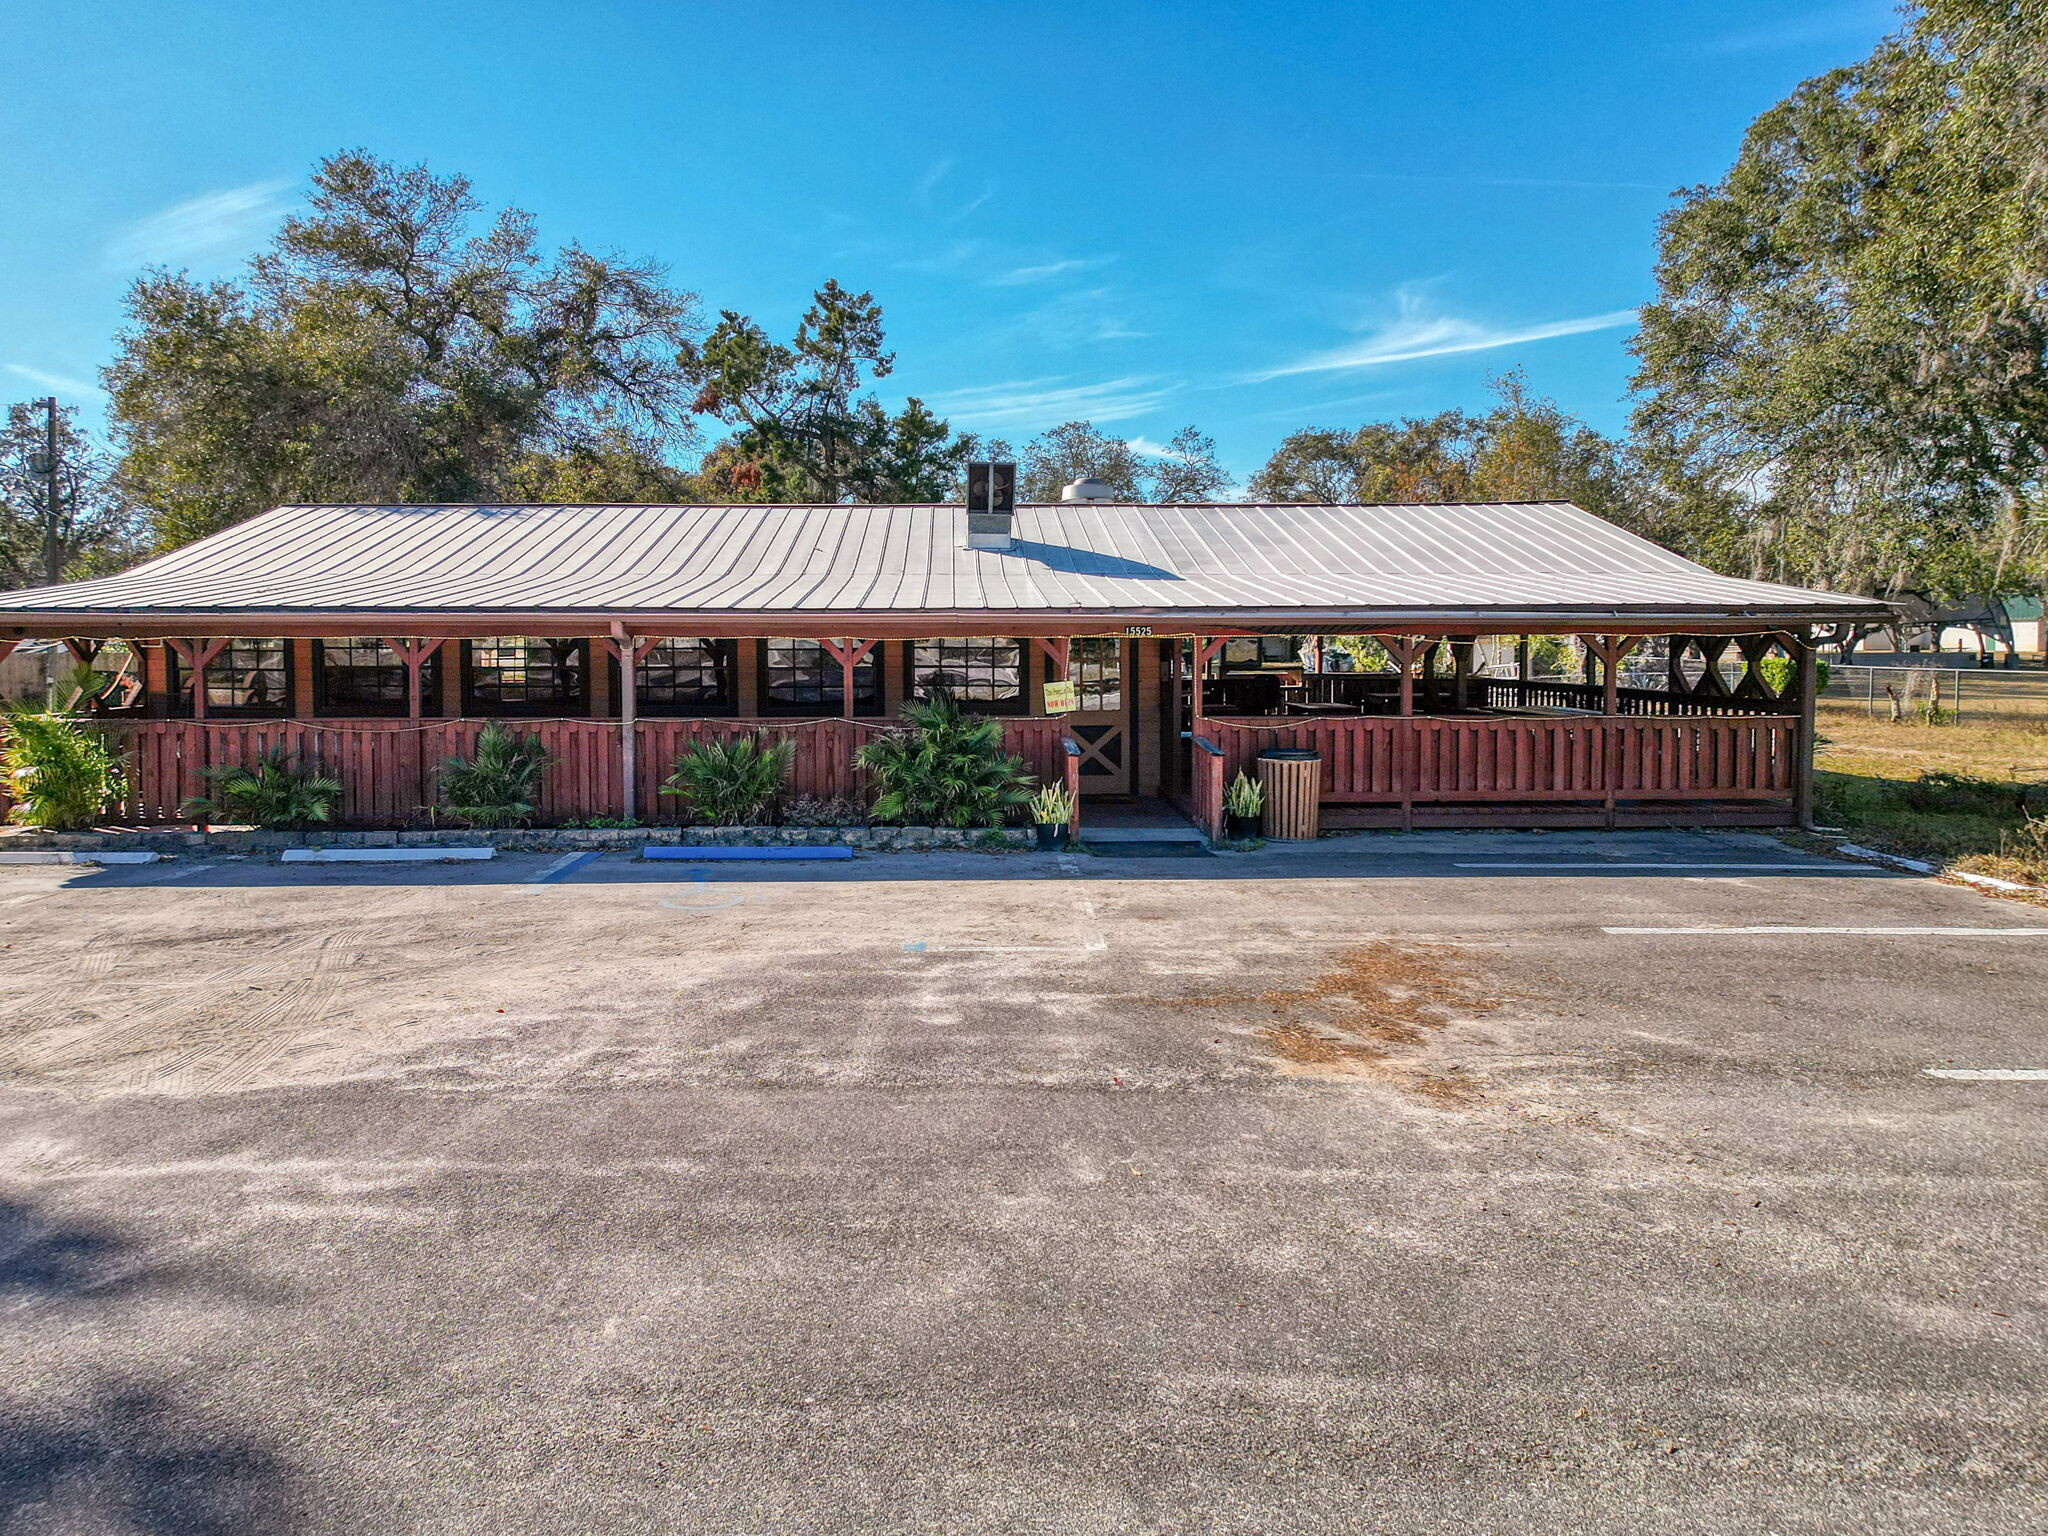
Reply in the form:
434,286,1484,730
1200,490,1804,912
1811,678,2048,886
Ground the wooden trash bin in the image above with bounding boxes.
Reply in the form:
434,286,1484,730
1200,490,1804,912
1257,748,1320,840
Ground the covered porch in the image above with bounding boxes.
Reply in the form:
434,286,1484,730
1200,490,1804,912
1177,630,1814,836
0,624,1816,839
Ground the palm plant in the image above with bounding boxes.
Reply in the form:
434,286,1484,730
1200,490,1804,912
659,734,795,824
437,725,552,827
180,750,343,829
854,689,1035,828
2,699,125,831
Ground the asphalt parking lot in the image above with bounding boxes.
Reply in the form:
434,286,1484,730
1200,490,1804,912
1,829,2043,1534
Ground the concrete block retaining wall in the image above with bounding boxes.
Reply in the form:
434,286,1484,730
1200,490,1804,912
0,824,1032,855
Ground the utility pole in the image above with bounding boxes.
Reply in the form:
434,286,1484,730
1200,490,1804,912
26,397,61,585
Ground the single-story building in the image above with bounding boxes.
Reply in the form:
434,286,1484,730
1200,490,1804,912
0,484,1892,836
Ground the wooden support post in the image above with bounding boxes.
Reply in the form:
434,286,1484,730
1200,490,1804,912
164,638,228,719
1793,631,1818,830
1030,636,1070,680
602,628,663,823
1386,637,1418,717
1579,635,1640,828
1376,636,1423,832
821,638,878,720
1191,638,1229,720
383,638,445,720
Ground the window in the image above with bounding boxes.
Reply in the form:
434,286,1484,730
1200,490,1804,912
1069,638,1122,712
633,639,735,715
1214,635,1301,673
463,637,587,715
910,638,1025,712
760,639,879,715
315,638,439,715
170,638,290,716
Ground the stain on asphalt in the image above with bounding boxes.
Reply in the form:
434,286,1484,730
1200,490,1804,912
1144,939,1505,1106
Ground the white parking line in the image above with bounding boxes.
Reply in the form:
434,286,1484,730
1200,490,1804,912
524,851,601,884
120,860,220,885
1457,861,1852,871
1603,925,2048,937
1924,1068,2048,1080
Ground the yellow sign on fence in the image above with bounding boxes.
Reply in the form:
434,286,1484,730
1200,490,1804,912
1042,680,1077,714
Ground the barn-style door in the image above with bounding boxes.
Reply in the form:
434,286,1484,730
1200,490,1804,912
1063,638,1133,796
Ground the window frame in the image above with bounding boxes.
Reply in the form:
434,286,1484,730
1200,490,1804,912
460,636,590,717
1067,637,1125,714
168,637,293,718
610,638,739,717
906,637,1028,716
755,638,884,718
314,637,440,717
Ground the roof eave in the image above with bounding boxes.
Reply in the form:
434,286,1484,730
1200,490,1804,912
0,598,1901,639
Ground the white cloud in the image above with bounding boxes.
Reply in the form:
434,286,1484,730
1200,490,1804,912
988,257,1115,287
104,178,294,269
1131,435,1205,459
914,158,994,222
1251,291,1639,381
923,376,1173,431
982,288,1149,350
5,363,101,398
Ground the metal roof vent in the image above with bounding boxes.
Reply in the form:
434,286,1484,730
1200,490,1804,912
1060,476,1119,503
964,460,1017,550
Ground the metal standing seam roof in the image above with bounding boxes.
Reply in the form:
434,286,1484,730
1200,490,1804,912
0,500,1894,624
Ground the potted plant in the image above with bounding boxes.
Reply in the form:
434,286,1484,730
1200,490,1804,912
1224,771,1263,840
1028,782,1074,851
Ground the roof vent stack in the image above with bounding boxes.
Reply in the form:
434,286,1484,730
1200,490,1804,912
1060,476,1119,503
964,460,1017,550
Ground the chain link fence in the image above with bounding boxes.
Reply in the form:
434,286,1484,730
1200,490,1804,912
1822,663,1970,722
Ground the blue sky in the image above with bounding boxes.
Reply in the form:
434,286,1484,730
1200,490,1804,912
1,0,1902,487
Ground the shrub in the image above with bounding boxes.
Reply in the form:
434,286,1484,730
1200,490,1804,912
1755,655,1830,697
782,795,866,827
2,704,125,830
437,725,552,827
180,750,342,829
853,689,1035,828
660,734,794,825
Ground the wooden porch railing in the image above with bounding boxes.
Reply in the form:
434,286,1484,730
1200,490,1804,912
2,715,1088,828
1199,714,1797,810
1482,679,1786,717
1190,735,1229,840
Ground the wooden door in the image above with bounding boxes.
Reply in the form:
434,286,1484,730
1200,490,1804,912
1065,638,1133,796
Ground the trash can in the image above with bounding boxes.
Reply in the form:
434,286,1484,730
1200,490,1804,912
1257,747,1320,841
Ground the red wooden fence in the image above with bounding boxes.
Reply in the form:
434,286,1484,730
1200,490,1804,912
2,715,1090,828
1198,714,1795,818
